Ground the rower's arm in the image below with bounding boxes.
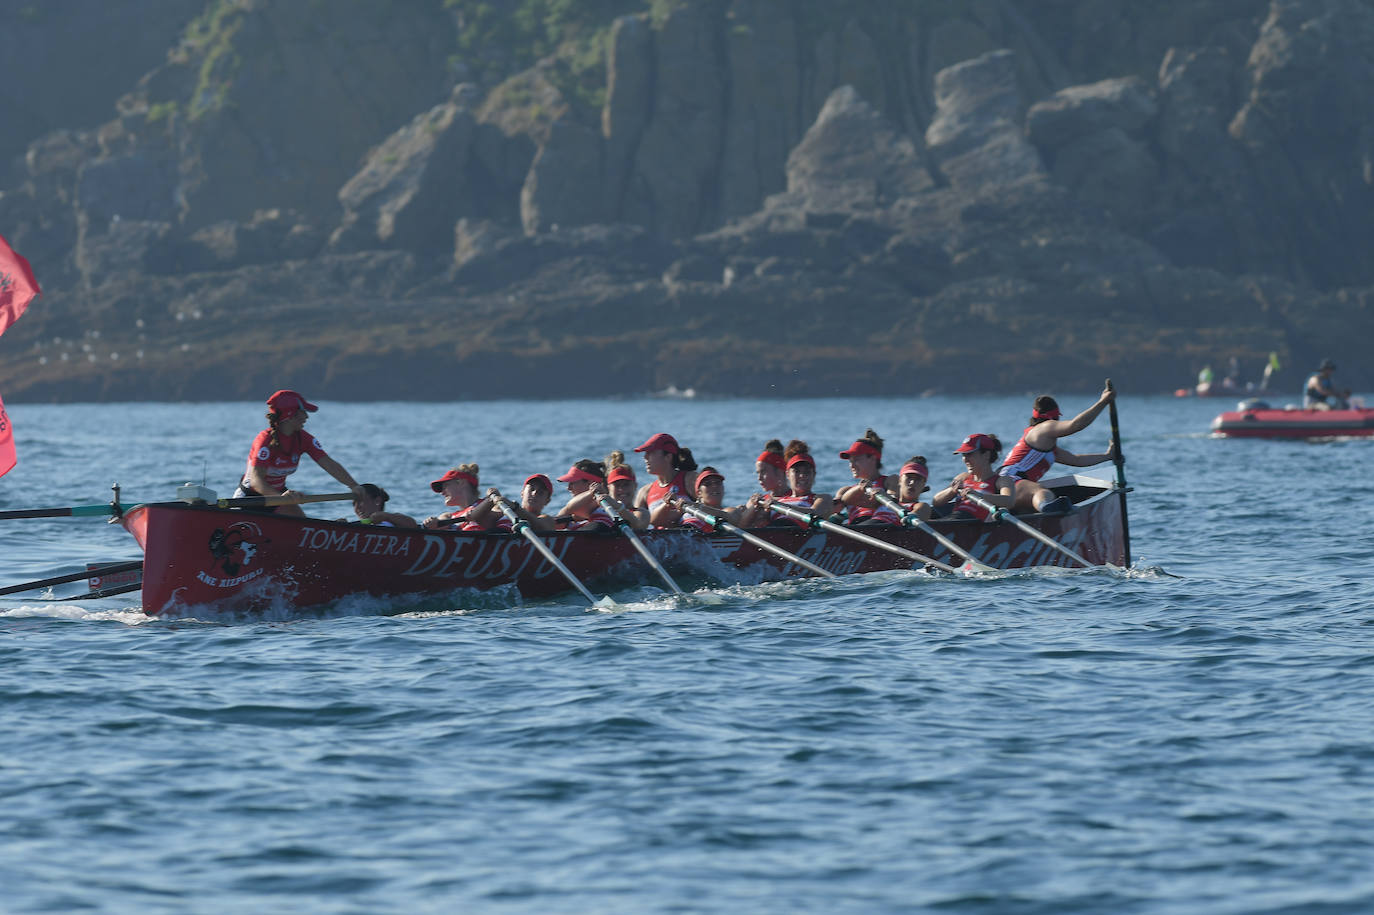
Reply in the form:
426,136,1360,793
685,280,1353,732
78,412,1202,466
1046,386,1116,439
1054,442,1116,467
244,465,284,496
314,453,364,496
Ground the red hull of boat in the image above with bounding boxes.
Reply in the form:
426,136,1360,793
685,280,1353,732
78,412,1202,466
1210,407,1374,439
119,477,1127,616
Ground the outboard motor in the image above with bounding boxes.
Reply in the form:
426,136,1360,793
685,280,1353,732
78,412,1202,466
1237,399,1270,412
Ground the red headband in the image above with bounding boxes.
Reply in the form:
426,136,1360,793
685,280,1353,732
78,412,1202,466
557,467,605,485
786,453,815,470
757,450,785,470
1033,407,1061,420
606,465,635,484
899,461,929,479
431,470,478,492
839,440,881,460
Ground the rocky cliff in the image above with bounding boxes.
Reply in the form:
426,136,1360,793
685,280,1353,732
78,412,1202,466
1,0,1371,401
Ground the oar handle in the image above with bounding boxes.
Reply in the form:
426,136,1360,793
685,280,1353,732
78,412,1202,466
963,491,1094,569
216,492,356,509
867,486,992,572
1106,378,1127,488
766,497,956,573
595,494,684,595
494,496,603,607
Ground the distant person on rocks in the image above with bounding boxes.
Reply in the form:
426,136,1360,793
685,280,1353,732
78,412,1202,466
1304,359,1350,410
1000,386,1117,515
932,434,1018,521
235,389,364,517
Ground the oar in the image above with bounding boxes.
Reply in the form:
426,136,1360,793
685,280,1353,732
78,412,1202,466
1105,378,1132,568
216,492,355,509
0,560,143,597
961,490,1095,569
678,502,836,578
865,486,995,572
0,503,119,521
493,497,603,608
55,582,142,601
764,498,958,574
595,494,684,595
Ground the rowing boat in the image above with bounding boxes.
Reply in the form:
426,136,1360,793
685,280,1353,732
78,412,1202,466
115,474,1128,616
1209,402,1374,439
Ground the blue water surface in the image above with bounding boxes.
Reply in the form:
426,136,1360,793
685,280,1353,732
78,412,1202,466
2,394,1372,913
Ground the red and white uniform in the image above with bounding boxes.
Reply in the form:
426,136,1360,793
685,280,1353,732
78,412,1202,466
241,429,328,493
646,471,690,519
568,502,616,531
847,475,900,525
771,492,818,528
682,513,715,533
1000,427,1055,481
952,473,1001,521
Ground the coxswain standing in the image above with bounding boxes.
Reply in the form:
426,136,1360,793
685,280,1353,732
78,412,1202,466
235,389,365,517
932,434,1018,520
1000,386,1117,514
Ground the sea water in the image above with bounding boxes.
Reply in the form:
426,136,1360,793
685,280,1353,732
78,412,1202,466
2,395,1372,913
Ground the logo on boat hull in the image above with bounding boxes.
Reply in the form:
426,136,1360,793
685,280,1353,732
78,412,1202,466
200,520,270,588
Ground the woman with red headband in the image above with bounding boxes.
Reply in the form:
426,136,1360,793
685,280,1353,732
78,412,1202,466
1000,386,1117,514
766,440,835,526
235,389,365,517
834,429,901,525
896,456,933,521
732,439,789,527
932,434,1018,521
676,467,742,532
555,459,618,530
423,464,489,529
465,474,558,533
633,433,698,527
604,451,648,530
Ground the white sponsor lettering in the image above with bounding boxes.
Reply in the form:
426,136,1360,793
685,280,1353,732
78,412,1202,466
297,525,409,557
196,568,265,589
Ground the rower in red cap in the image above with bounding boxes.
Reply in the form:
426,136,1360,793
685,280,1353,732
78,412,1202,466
1000,386,1117,514
235,389,365,516
633,432,698,527
931,434,1017,521
555,459,617,530
424,464,490,529
835,429,901,525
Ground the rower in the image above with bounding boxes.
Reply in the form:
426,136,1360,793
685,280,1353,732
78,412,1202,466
348,483,417,528
464,475,558,532
766,441,835,526
604,452,648,530
835,429,900,525
633,432,698,527
555,460,617,530
894,457,933,521
736,439,789,527
932,433,1017,521
235,389,365,517
678,467,734,532
1001,385,1117,514
424,464,490,530
1304,359,1350,410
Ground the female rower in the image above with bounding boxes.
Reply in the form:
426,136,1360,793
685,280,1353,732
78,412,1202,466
895,456,933,522
835,429,900,525
423,464,490,530
555,459,617,530
235,389,365,517
736,439,789,527
1000,386,1117,514
633,432,698,527
932,434,1017,521
350,483,417,528
766,440,835,526
604,451,648,530
464,474,558,533
675,467,744,532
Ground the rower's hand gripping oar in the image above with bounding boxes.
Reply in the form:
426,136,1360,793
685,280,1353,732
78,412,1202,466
961,490,1096,569
865,485,995,573
595,493,684,595
677,502,835,579
763,498,958,574
493,495,605,608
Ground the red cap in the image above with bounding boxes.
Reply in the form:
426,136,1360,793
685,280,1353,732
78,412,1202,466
1032,407,1062,420
634,432,679,454
267,389,317,417
786,453,815,470
606,464,636,484
431,468,478,492
557,466,604,485
839,440,880,460
899,461,929,479
954,433,998,454
695,468,724,489
756,450,785,470
523,473,552,492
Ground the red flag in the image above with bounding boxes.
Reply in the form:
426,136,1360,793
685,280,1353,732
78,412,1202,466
0,393,15,478
0,232,41,338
